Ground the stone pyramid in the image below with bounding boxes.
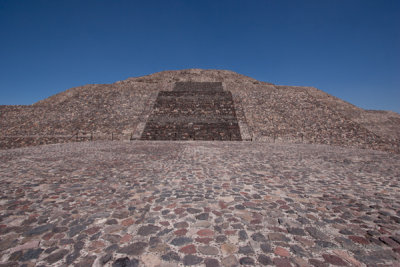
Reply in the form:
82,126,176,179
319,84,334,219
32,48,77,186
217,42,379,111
0,69,399,152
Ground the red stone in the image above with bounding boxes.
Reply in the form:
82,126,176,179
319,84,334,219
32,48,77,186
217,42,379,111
120,234,132,243
159,221,170,226
167,203,176,209
250,219,262,224
53,233,65,239
153,206,162,211
274,247,290,257
179,244,196,254
174,229,188,236
42,232,54,241
322,254,348,266
85,226,101,235
197,229,214,237
219,201,228,209
121,218,135,226
224,230,236,235
273,257,293,267
174,208,185,214
204,207,211,212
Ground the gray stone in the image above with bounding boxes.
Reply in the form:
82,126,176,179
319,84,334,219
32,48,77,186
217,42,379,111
112,257,139,267
161,251,180,262
257,254,272,265
183,255,203,266
137,224,160,236
204,258,220,267
68,224,87,237
239,257,255,265
196,213,209,220
44,249,69,264
23,224,54,236
238,245,254,255
251,232,266,242
21,248,43,261
260,243,272,253
118,242,147,255
170,237,193,246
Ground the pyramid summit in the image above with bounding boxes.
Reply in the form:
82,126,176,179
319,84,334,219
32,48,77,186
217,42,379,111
1,69,399,152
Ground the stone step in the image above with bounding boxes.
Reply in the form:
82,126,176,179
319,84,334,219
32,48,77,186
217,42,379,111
174,81,223,92
140,82,242,141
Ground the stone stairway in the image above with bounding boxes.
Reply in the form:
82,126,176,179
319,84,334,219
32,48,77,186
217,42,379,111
140,82,242,141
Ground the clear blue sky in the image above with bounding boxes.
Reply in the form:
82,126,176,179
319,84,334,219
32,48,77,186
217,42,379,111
1,0,399,112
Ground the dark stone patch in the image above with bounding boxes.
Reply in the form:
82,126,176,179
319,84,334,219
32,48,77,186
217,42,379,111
183,255,203,266
239,230,248,241
171,237,193,246
101,254,112,264
196,213,209,220
66,250,80,265
21,248,44,261
161,251,181,262
290,244,307,257
257,254,272,265
239,257,255,265
44,247,58,254
68,224,87,237
251,232,267,242
204,258,220,267
137,225,160,236
44,249,69,264
9,251,23,261
23,224,54,236
288,227,306,236
238,245,254,255
118,242,147,255
216,235,227,243
112,257,139,267
157,228,173,236
260,243,272,253
306,227,329,240
106,244,120,252
187,208,202,214
315,240,337,248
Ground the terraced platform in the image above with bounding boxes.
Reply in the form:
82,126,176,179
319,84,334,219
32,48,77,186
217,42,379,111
0,141,399,266
141,82,242,141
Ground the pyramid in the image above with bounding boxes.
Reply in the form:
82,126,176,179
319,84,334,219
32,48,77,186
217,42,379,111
0,69,399,152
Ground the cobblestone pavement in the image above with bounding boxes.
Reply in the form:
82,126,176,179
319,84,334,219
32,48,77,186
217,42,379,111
0,141,399,267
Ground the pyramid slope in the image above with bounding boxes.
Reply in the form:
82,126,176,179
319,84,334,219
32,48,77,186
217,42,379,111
0,69,399,152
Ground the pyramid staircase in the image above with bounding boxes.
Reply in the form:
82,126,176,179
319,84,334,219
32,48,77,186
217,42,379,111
140,82,242,141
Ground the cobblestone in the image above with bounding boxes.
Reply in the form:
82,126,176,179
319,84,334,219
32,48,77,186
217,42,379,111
0,141,400,266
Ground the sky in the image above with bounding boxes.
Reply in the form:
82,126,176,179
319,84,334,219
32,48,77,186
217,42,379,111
0,0,399,113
